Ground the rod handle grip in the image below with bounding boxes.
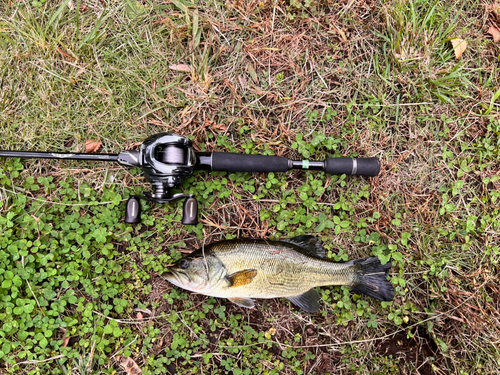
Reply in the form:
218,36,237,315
324,157,380,177
211,152,290,173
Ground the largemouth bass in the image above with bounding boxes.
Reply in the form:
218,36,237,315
165,236,394,312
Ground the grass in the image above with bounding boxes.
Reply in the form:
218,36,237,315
0,0,499,374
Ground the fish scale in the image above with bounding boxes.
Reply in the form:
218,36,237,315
210,240,355,298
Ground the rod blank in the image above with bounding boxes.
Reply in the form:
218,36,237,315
0,150,119,162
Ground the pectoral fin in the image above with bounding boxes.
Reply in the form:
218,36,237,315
228,297,255,309
286,288,321,313
227,269,257,288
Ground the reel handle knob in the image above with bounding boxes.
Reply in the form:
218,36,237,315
182,196,198,225
124,197,141,224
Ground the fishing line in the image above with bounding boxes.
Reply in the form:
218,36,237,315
157,144,186,164
201,236,209,280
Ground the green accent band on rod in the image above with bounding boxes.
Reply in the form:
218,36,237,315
302,160,310,169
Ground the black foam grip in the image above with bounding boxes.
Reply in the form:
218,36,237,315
324,157,380,177
211,152,290,173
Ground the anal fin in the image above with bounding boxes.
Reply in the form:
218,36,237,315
228,297,255,309
286,288,321,313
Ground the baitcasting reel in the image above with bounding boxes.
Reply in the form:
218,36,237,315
0,133,381,226
117,133,198,225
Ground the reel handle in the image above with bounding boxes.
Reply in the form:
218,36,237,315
124,197,141,224
181,197,198,225
124,194,198,226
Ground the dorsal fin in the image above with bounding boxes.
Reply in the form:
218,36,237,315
281,235,326,259
226,269,257,288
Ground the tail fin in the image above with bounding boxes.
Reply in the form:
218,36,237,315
348,257,394,301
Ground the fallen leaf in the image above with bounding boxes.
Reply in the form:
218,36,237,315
487,24,500,43
126,0,146,19
118,356,143,375
133,308,152,315
85,139,102,153
450,38,467,59
247,63,258,83
75,67,87,77
62,335,71,348
137,312,143,320
169,64,191,73
56,47,74,61
205,120,227,132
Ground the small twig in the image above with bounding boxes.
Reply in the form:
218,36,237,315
110,335,139,360
86,333,100,373
175,311,207,343
15,354,65,366
92,310,171,324
1,186,116,206
374,225,394,242
22,256,46,317
30,214,41,241
202,237,209,282
338,0,356,15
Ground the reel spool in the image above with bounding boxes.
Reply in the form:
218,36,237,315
156,144,188,165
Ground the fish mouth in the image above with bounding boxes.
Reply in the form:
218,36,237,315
164,269,191,287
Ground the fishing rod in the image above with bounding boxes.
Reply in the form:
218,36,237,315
0,133,381,226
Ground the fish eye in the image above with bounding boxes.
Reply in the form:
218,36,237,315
180,259,189,269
